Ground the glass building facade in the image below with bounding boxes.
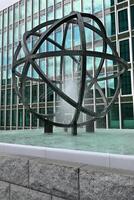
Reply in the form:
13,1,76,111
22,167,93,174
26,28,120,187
0,0,134,130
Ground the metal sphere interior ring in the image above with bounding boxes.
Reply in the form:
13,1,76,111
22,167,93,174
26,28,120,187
12,12,128,128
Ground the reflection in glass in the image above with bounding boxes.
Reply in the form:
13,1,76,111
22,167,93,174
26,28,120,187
73,0,81,12
93,0,102,13
105,13,115,36
108,104,119,128
27,0,32,17
121,103,134,129
64,2,71,16
83,0,92,13
118,9,128,32
120,39,130,62
121,71,131,95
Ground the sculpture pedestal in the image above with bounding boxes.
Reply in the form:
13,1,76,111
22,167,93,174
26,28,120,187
44,122,53,134
71,124,77,136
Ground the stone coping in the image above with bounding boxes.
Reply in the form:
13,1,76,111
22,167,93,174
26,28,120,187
0,142,134,172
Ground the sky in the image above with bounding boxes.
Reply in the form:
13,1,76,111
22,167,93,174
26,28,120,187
0,0,18,11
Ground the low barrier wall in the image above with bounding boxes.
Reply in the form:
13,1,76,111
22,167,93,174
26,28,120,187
0,154,134,200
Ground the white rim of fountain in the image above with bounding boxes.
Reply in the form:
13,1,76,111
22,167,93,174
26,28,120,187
0,142,134,172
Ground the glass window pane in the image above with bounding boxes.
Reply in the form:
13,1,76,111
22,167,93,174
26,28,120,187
55,7,62,19
12,110,16,126
47,10,54,20
73,0,81,12
15,6,19,22
20,2,25,20
6,110,10,126
0,51,2,65
94,18,103,40
132,38,134,59
47,89,53,102
121,71,131,95
121,103,134,129
87,56,93,70
64,2,71,16
7,68,11,84
40,59,46,74
108,104,119,128
19,22,25,39
131,6,134,30
33,0,39,13
85,27,92,43
4,11,7,28
0,33,2,48
83,0,92,13
24,86,30,103
3,31,7,47
48,58,54,78
56,57,60,77
18,109,23,127
105,13,115,36
120,39,130,62
26,20,32,31
39,84,45,102
73,26,80,46
93,0,102,13
65,27,71,48
14,25,19,42
7,90,11,105
55,0,61,3
12,89,17,104
1,90,5,105
1,111,4,126
55,30,62,50
3,49,7,65
25,110,30,126
27,0,32,17
48,0,54,7
0,14,2,30
2,67,6,85
9,28,13,44
32,85,37,103
9,9,13,25
107,74,117,97
118,9,128,32
64,56,72,76
33,17,38,27
105,0,114,8
8,48,12,65
40,14,46,25
40,0,46,10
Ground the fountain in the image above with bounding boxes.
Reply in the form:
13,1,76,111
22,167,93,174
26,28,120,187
12,12,128,135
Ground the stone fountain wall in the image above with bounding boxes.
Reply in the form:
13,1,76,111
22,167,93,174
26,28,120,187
0,154,134,200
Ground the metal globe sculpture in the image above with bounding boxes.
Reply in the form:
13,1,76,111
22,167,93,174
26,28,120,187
12,12,128,134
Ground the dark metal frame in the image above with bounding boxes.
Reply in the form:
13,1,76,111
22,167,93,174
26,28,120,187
12,12,128,133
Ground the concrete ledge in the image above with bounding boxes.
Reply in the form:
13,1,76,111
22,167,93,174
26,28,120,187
0,143,134,172
0,153,133,200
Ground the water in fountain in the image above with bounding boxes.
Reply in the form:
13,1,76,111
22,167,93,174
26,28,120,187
55,79,78,125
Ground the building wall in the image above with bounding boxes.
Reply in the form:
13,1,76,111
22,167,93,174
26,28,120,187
0,0,134,130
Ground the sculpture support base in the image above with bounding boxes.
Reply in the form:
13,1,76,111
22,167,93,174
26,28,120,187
86,121,94,133
44,122,53,134
71,124,77,136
